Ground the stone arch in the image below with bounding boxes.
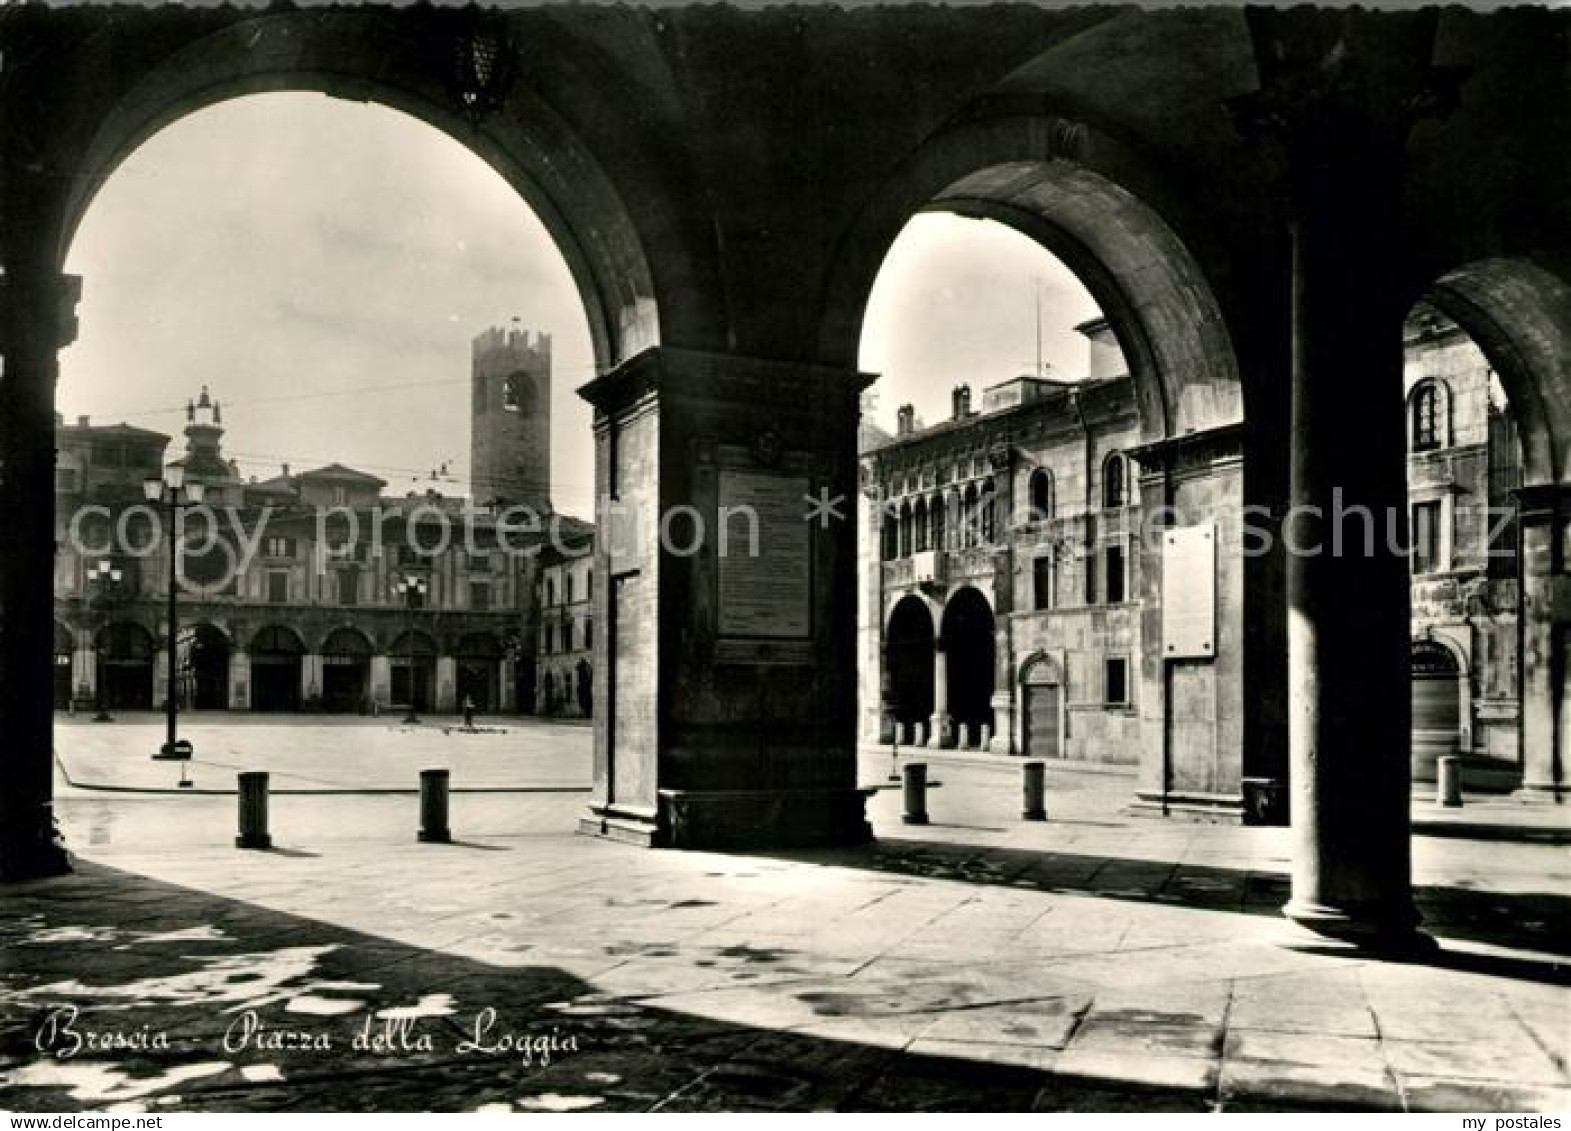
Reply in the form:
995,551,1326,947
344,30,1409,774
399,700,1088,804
1425,258,1571,487
820,113,1244,445
940,585,996,739
885,594,936,738
1018,650,1065,688
47,10,664,370
1411,633,1471,781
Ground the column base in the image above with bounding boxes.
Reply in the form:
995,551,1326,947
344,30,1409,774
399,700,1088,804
1512,783,1567,804
1280,898,1436,954
1130,789,1246,825
0,806,72,881
582,790,873,851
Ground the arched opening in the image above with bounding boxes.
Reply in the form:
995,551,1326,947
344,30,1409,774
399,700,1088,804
456,632,502,714
321,627,373,715
885,595,936,742
182,623,231,711
249,625,304,713
95,622,155,711
1020,652,1064,761
941,586,995,747
848,121,1245,774
1403,295,1540,791
390,630,438,714
1411,638,1463,782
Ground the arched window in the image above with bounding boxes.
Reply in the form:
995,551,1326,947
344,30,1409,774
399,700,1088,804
898,500,913,558
1029,468,1054,523
913,497,929,553
881,505,899,561
1102,452,1127,509
929,493,946,551
1410,380,1447,452
980,482,997,544
961,482,979,548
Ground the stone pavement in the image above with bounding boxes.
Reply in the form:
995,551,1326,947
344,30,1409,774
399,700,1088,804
2,764,1566,1113
54,715,590,793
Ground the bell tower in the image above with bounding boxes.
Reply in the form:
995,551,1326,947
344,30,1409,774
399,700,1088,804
471,319,552,511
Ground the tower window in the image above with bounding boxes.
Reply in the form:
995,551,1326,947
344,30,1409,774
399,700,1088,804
1411,381,1445,452
1102,452,1127,509
1029,468,1054,522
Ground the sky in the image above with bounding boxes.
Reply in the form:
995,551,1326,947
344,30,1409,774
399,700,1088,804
62,94,1099,517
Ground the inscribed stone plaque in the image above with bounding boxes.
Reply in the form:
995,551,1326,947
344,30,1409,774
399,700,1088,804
1162,523,1216,660
718,470,810,638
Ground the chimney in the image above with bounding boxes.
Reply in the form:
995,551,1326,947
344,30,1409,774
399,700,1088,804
896,404,915,436
952,385,972,420
77,415,90,428
282,463,290,477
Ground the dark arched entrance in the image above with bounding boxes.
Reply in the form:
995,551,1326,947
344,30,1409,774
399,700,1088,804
456,632,501,713
95,622,155,710
54,622,74,710
1411,639,1462,783
250,625,304,713
885,595,935,738
321,627,372,714
183,623,230,710
942,587,995,741
390,630,437,713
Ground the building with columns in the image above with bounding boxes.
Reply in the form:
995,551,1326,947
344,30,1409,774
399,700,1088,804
5,5,1568,956
536,534,594,718
52,343,591,720
860,319,1146,766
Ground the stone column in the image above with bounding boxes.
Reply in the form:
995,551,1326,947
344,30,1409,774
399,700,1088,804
369,655,392,713
229,651,251,711
72,640,97,711
301,653,323,707
435,655,457,714
1516,484,1568,797
1236,10,1458,948
578,348,871,849
928,642,952,748
0,250,79,877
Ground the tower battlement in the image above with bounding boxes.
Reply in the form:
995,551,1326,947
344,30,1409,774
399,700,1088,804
473,324,552,362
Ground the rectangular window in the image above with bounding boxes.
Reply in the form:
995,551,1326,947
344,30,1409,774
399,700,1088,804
337,569,358,606
468,553,491,573
470,582,491,611
1032,556,1055,611
267,570,289,604
545,624,556,654
1083,547,1097,605
1104,657,1130,707
1411,500,1442,575
265,537,295,559
1105,543,1127,605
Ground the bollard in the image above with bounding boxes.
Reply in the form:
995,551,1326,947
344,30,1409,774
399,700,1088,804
981,723,993,751
914,721,927,748
236,772,272,850
1022,760,1047,821
1436,755,1463,808
902,762,929,825
419,768,452,843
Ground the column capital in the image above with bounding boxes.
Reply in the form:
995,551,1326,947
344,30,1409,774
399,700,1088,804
1230,9,1465,213
0,271,82,350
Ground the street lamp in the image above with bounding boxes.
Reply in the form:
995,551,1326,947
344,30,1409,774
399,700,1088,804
143,466,204,770
88,559,122,723
395,573,428,725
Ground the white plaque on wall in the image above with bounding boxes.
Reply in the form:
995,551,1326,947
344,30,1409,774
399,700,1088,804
1162,523,1216,660
717,470,811,639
